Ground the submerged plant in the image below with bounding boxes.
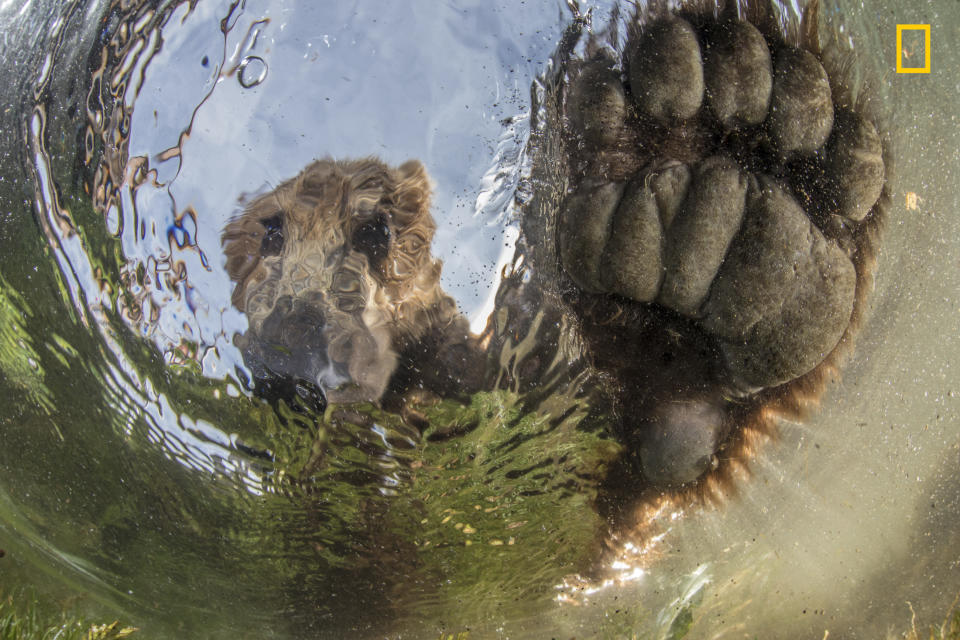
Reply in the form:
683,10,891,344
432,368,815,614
0,589,137,640
897,595,960,640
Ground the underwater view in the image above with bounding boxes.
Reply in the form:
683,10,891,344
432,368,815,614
0,0,958,638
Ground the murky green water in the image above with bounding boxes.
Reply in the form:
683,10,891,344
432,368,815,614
0,0,958,638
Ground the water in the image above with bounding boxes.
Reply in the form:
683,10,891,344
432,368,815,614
0,0,958,638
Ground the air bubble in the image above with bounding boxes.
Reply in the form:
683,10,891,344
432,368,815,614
238,56,267,88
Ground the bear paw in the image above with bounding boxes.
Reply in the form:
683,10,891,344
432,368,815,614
557,12,885,485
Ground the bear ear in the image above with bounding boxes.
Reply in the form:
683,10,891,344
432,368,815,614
394,159,432,215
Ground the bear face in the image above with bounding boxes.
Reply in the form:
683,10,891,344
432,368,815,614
222,157,462,405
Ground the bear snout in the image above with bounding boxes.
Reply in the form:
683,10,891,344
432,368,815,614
258,294,327,354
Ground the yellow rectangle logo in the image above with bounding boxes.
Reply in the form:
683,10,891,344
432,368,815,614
897,24,931,73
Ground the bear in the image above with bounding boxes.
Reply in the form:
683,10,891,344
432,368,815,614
221,157,484,415
220,0,889,521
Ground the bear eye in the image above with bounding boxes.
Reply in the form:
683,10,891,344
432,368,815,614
259,214,284,257
351,213,391,271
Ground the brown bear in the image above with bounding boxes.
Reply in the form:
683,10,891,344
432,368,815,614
222,157,482,412
220,0,888,516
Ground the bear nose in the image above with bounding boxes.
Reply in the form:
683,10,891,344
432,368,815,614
260,295,326,351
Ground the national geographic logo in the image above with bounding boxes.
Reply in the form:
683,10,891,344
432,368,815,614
897,24,931,73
